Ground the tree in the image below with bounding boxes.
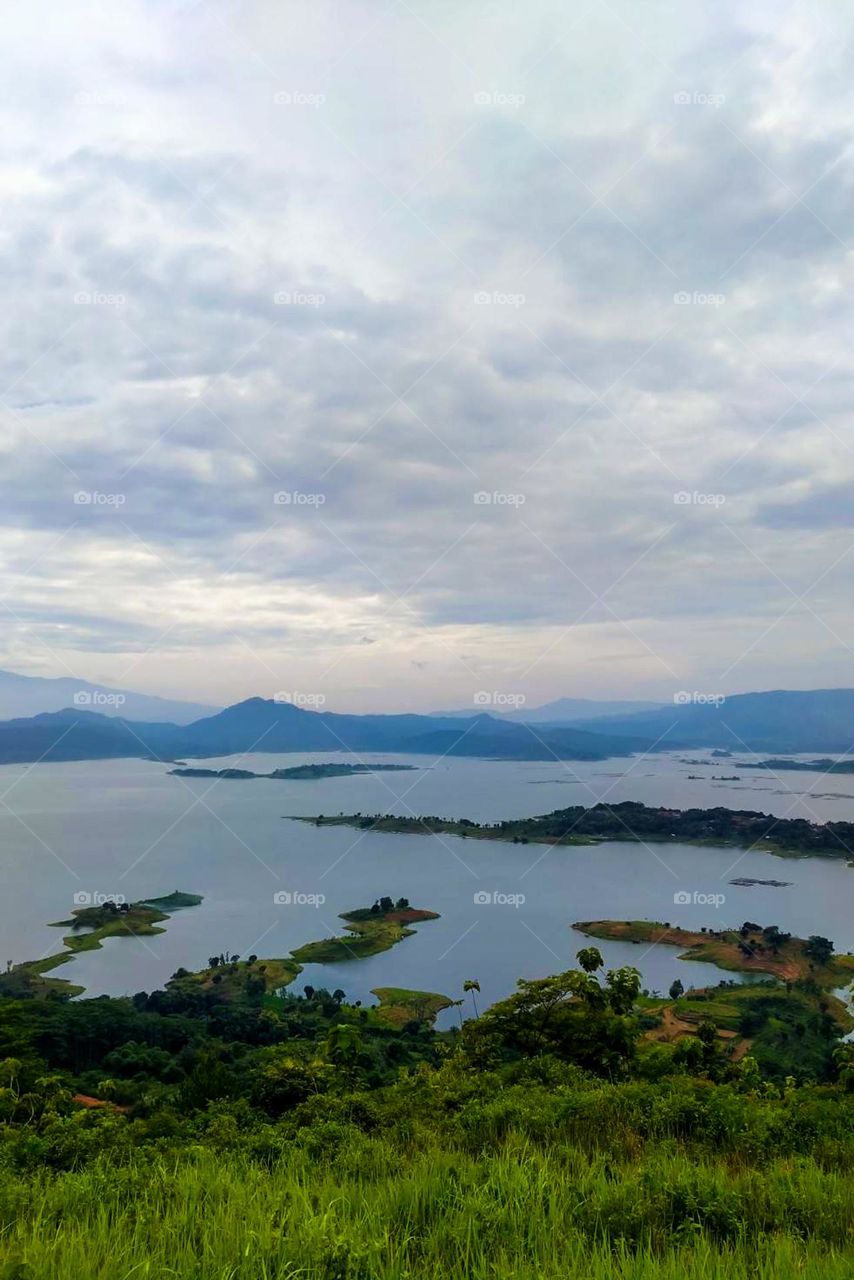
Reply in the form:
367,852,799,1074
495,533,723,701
669,978,684,1000
577,947,603,974
304,985,315,1001
463,979,481,1018
805,935,834,966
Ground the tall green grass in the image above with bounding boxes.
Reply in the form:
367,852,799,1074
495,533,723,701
2,1135,854,1279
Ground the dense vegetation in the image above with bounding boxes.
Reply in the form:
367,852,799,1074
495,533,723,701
2,927,854,1277
302,799,854,859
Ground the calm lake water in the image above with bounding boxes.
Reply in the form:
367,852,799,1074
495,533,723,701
2,749,853,1024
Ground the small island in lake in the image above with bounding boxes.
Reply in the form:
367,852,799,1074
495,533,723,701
729,877,791,887
170,762,416,780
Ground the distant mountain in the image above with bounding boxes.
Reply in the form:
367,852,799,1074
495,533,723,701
0,669,218,725
0,710,184,764
2,687,850,767
432,697,664,724
579,688,854,753
0,699,651,765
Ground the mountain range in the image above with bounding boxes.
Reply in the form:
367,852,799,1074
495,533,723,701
0,686,851,766
0,668,217,724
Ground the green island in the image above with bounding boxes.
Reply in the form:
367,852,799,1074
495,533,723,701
0,892,203,999
4,904,854,1278
170,762,416,780
293,798,854,859
165,897,442,1007
370,986,456,1026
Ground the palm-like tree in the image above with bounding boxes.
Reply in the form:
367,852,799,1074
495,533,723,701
463,978,481,1018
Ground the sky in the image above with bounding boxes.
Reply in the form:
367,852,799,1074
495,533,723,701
2,0,854,714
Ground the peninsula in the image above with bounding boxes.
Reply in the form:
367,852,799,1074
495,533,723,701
291,800,854,860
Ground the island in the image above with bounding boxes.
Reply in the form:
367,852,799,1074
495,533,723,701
290,799,854,860
291,901,439,964
370,986,455,1026
170,762,417,780
0,891,203,999
729,877,791,887
733,758,854,774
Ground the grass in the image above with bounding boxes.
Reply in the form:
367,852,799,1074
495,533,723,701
2,1140,854,1278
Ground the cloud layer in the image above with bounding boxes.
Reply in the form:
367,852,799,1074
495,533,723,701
1,0,853,711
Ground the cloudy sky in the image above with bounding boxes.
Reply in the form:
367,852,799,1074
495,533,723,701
2,0,854,713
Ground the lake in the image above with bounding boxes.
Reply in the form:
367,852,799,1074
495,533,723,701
2,748,853,1024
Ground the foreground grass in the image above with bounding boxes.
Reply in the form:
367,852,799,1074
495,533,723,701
2,1140,854,1279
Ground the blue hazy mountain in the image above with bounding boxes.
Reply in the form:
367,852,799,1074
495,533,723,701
0,668,218,724
577,688,854,753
